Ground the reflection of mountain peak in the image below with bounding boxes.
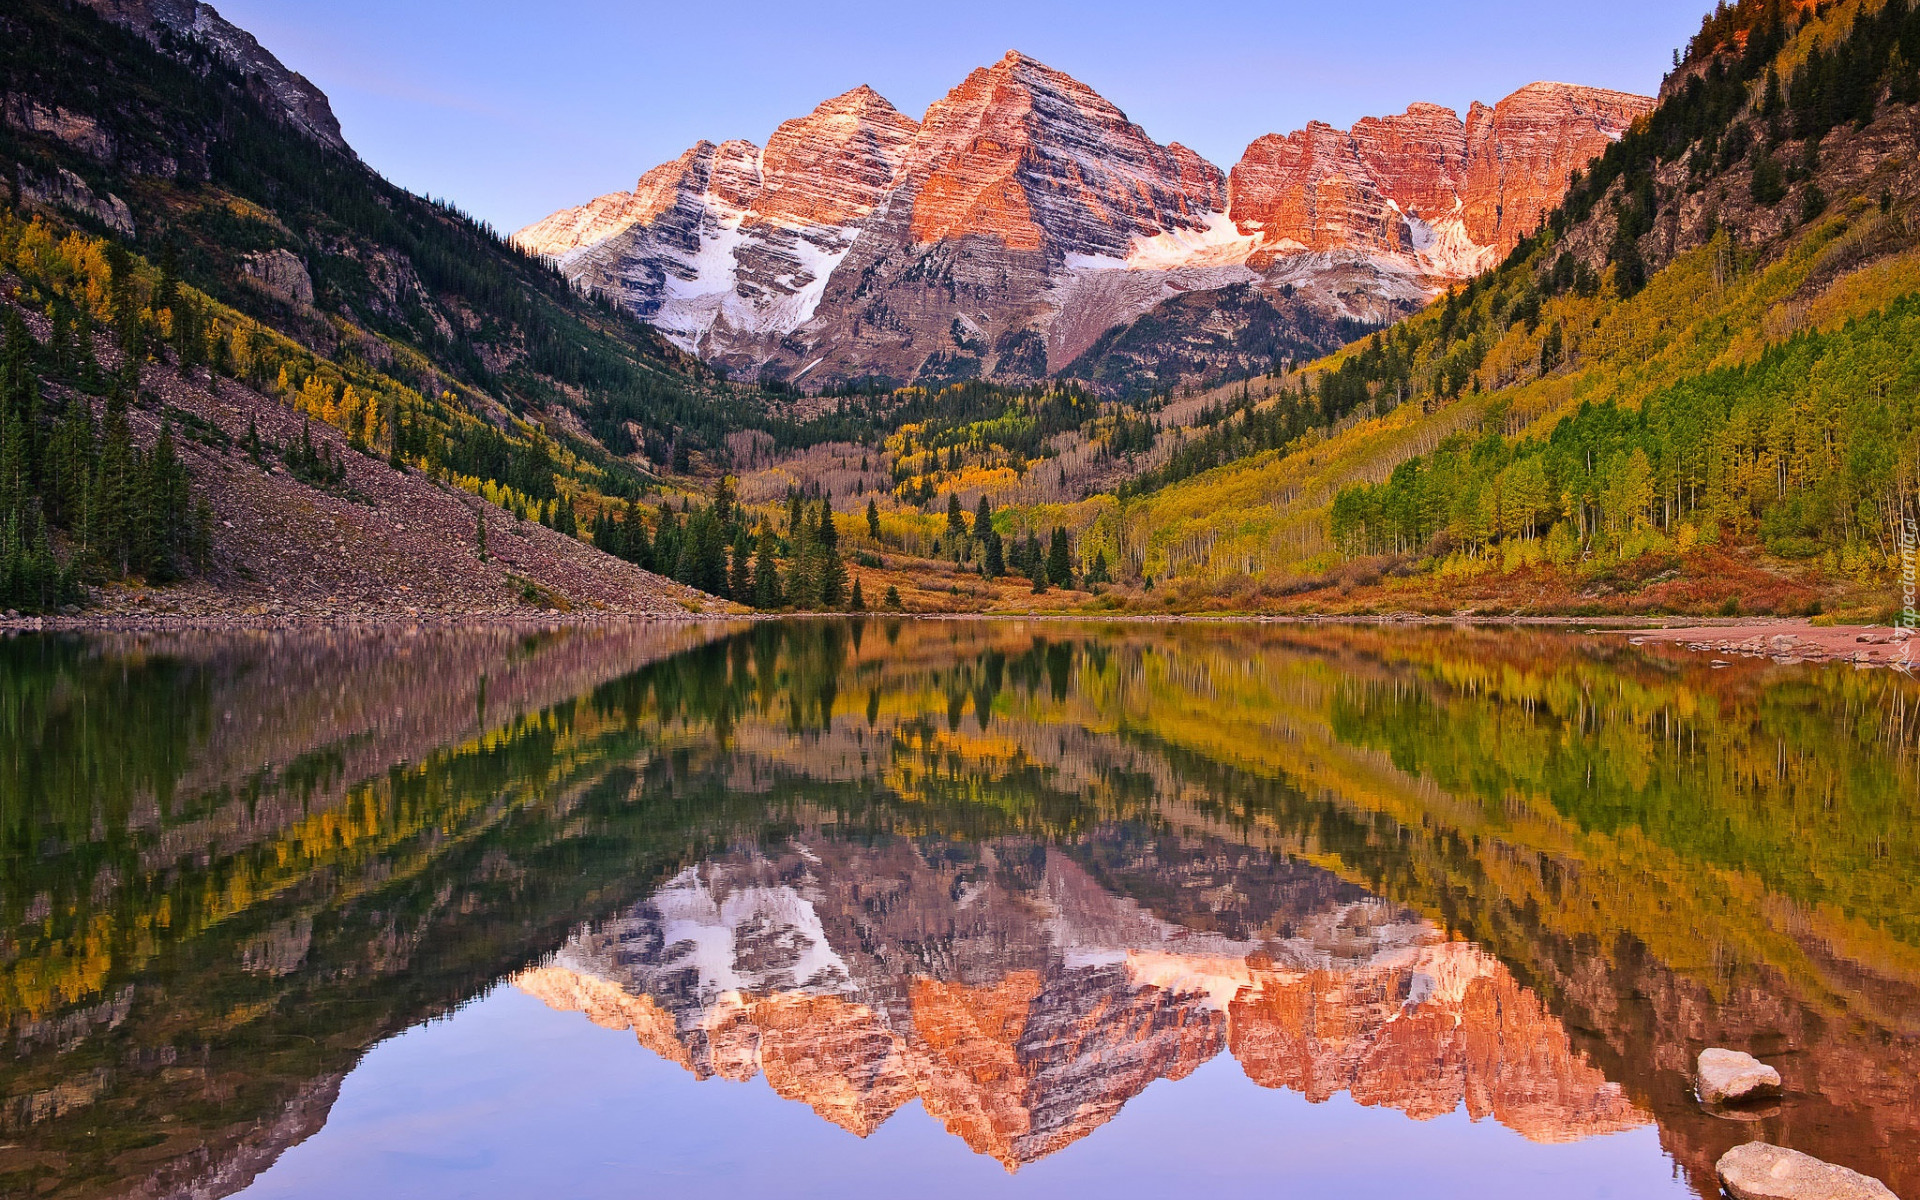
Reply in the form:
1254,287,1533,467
519,829,1645,1165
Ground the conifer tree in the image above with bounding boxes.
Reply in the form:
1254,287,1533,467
850,578,866,612
1047,526,1073,590
751,528,783,609
653,503,682,579
815,500,846,608
866,497,881,541
983,528,1005,578
729,527,752,599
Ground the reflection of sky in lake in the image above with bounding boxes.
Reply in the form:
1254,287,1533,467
241,986,1687,1200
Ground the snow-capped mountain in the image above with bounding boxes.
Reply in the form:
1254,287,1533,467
514,54,1650,388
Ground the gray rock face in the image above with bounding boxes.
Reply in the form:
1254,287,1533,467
243,249,315,307
1717,1143,1897,1200
15,167,135,236
1698,1047,1784,1105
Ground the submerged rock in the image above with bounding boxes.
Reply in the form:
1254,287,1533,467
1716,1142,1896,1200
1698,1048,1783,1105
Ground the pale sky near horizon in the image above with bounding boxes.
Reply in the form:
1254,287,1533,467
211,0,1707,235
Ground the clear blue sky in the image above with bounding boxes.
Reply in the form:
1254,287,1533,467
213,0,1706,236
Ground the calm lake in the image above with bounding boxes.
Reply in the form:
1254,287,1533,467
2,620,1915,1199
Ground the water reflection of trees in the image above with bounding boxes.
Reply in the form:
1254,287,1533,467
1,621,1915,1199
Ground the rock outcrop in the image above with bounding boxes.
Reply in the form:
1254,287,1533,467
1227,84,1650,277
517,58,1650,389
1716,1142,1898,1200
517,830,1647,1168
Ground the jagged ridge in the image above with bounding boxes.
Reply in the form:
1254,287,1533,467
516,58,1651,390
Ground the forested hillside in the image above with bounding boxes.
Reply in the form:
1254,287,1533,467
0,0,813,613
1008,0,1920,616
0,0,757,463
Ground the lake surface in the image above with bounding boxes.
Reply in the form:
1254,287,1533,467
1,620,1915,1199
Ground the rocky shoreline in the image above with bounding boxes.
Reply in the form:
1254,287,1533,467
5,609,1912,663
1622,620,1916,669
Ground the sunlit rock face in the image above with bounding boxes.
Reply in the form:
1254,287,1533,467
512,87,918,364
515,59,1648,387
517,831,1646,1167
1227,83,1653,277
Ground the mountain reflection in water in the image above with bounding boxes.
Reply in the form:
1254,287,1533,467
0,620,1915,1199
520,831,1645,1166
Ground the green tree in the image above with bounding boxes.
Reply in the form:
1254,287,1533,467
729,527,752,599
1047,526,1073,589
866,497,881,541
815,500,846,609
751,529,783,609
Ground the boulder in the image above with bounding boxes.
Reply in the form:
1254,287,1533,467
1716,1142,1896,1200
1698,1047,1783,1105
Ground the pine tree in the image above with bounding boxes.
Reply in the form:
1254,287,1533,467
983,528,1005,578
729,527,752,600
751,529,783,609
947,492,967,542
475,506,488,562
850,578,866,612
1047,526,1073,590
89,403,135,578
653,504,682,579
883,583,902,610
866,497,881,541
688,508,729,595
815,500,846,608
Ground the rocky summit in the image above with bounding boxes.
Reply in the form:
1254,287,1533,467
514,56,1651,389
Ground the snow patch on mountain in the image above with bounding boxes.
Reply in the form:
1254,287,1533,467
1405,199,1499,279
636,865,852,1000
1121,211,1267,271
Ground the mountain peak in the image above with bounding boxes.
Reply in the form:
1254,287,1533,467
517,59,1650,389
77,0,350,153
